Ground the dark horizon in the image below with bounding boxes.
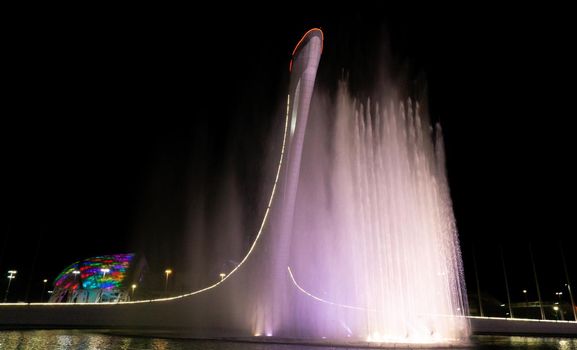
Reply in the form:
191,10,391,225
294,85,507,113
3,6,575,312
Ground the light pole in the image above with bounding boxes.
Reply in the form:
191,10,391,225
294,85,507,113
72,270,81,294
555,292,564,320
556,291,563,302
500,246,513,318
553,305,560,320
472,246,484,317
566,283,577,322
164,269,172,296
131,284,137,300
41,279,48,302
560,244,577,322
100,268,110,279
4,270,17,303
529,244,545,320
219,273,226,282
522,289,528,306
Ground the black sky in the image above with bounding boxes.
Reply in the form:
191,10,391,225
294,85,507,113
3,5,575,306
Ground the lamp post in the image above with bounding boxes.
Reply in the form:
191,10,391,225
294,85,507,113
553,305,560,320
100,268,110,279
555,292,565,320
72,270,81,290
219,273,226,282
4,270,17,303
529,244,545,320
522,289,528,306
164,269,172,296
556,291,563,302
131,284,137,300
41,279,48,302
566,283,577,322
560,244,577,322
499,246,513,318
472,246,484,317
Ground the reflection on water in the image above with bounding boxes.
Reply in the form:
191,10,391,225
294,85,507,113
0,331,575,349
0,331,126,350
473,335,577,350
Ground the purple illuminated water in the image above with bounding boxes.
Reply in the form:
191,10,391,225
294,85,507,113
253,81,470,345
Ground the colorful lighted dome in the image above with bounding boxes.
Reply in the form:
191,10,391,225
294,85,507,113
53,253,135,291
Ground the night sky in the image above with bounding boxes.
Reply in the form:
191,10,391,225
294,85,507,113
3,5,575,310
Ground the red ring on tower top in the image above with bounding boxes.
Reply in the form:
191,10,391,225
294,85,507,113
289,28,324,72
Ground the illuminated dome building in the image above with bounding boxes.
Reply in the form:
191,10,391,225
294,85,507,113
49,253,146,303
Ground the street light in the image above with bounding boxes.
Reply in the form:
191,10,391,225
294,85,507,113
553,305,560,320
566,283,577,322
555,292,565,320
100,268,110,279
219,273,226,281
41,279,48,302
131,284,137,300
4,270,18,303
522,289,528,306
164,269,172,295
72,270,81,289
556,291,563,301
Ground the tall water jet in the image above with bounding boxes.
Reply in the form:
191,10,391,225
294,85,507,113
262,28,470,345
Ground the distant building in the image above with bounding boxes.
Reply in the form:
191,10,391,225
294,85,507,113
49,253,146,303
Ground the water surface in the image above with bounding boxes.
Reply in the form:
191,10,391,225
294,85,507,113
0,330,575,349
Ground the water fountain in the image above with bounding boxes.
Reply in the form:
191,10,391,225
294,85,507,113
0,28,474,346
248,28,470,345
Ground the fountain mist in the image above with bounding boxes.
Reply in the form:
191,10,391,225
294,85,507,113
285,83,470,344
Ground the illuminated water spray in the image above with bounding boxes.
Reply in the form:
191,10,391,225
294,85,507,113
259,28,470,345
